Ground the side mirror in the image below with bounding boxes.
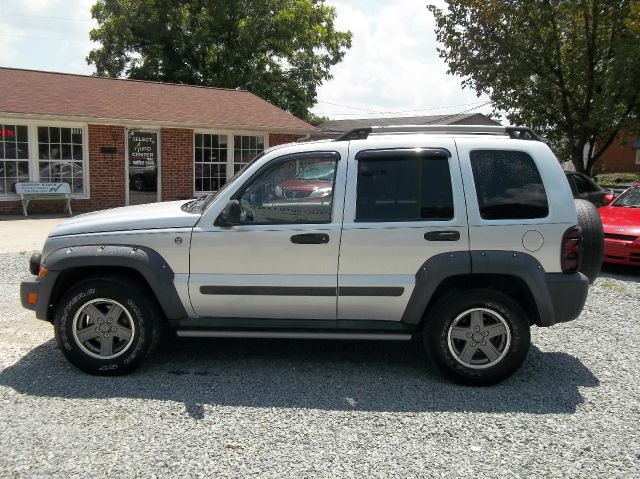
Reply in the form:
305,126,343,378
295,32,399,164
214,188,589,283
603,193,615,205
214,200,241,227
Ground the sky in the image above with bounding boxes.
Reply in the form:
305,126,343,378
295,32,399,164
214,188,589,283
0,0,492,120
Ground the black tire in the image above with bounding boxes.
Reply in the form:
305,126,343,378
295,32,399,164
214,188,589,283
575,199,604,284
54,277,162,375
423,289,531,386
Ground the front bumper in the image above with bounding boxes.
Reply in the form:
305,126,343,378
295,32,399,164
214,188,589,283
20,276,41,311
603,239,640,266
20,271,59,321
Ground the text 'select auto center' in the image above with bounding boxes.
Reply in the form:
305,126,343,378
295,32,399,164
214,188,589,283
0,67,314,213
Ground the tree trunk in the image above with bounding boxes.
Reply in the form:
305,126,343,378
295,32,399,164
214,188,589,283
571,145,586,174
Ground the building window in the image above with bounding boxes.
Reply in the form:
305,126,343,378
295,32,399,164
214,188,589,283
234,135,265,175
0,124,29,195
194,133,266,194
194,133,228,193
37,126,85,194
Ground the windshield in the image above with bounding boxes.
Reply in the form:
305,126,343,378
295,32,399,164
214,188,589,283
611,186,640,208
182,151,266,213
295,162,334,180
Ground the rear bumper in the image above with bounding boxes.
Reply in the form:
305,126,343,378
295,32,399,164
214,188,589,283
544,272,589,325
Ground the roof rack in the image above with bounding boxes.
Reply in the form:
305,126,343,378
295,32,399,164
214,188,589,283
334,125,542,142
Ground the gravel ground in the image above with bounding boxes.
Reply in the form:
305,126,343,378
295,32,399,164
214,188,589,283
0,251,639,478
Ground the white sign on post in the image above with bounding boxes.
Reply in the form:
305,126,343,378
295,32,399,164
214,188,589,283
15,182,71,194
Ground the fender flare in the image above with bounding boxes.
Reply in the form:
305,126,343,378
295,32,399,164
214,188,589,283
41,244,187,320
401,250,557,326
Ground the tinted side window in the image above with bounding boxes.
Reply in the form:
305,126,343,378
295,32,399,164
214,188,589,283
470,150,548,220
237,152,338,225
356,153,454,222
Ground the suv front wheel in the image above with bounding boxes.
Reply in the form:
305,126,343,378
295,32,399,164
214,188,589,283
54,277,161,375
423,289,531,386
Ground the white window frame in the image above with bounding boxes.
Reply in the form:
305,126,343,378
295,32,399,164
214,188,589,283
0,117,90,200
193,129,268,195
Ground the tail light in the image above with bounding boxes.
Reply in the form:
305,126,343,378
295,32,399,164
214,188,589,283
561,226,581,273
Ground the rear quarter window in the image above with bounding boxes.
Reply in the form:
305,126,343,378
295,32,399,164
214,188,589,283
470,150,549,220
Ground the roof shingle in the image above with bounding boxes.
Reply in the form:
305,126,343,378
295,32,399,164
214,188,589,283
0,67,314,133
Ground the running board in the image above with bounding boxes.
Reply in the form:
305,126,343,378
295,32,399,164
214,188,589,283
176,330,412,341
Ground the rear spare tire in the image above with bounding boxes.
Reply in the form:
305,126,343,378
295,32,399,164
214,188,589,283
575,199,604,284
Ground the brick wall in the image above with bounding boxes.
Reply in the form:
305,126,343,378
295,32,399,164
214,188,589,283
600,134,640,174
161,128,194,201
85,124,126,210
269,133,301,146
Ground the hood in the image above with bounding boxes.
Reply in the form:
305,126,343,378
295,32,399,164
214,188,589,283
49,200,200,237
598,206,640,236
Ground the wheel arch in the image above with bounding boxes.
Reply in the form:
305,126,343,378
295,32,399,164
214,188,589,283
402,250,556,328
421,274,541,326
39,245,187,322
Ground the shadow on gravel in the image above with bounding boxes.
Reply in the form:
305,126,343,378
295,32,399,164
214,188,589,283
0,337,599,416
600,263,640,283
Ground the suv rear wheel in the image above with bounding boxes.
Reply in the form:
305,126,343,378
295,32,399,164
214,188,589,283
53,278,161,375
423,289,530,386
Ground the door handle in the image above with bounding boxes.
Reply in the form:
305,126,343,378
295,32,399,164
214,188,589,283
424,230,460,241
290,233,330,244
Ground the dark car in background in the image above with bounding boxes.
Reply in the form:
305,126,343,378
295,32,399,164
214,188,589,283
565,172,614,207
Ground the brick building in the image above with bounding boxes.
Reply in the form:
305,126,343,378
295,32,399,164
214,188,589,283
0,67,314,213
599,133,640,174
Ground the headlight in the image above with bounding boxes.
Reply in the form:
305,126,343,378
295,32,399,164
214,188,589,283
309,187,332,198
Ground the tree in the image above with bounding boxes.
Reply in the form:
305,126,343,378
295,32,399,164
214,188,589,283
87,0,351,120
428,1,640,175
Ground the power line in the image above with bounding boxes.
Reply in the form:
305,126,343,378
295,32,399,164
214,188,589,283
313,101,492,118
0,11,92,22
0,33,92,43
315,99,489,115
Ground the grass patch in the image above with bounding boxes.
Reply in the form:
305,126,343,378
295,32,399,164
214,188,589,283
600,280,626,293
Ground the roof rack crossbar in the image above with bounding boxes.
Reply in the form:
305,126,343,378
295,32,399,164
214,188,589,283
334,125,542,142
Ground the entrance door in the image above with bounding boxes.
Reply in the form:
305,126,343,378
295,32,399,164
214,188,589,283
127,130,160,205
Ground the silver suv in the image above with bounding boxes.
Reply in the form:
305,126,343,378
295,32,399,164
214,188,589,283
21,125,603,385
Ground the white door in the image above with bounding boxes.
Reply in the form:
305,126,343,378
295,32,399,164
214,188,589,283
188,148,348,320
337,138,470,321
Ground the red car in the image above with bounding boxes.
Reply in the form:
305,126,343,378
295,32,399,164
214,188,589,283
274,161,334,200
598,183,640,266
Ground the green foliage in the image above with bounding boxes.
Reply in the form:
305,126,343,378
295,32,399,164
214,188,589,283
596,172,639,185
87,0,352,120
428,1,640,175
